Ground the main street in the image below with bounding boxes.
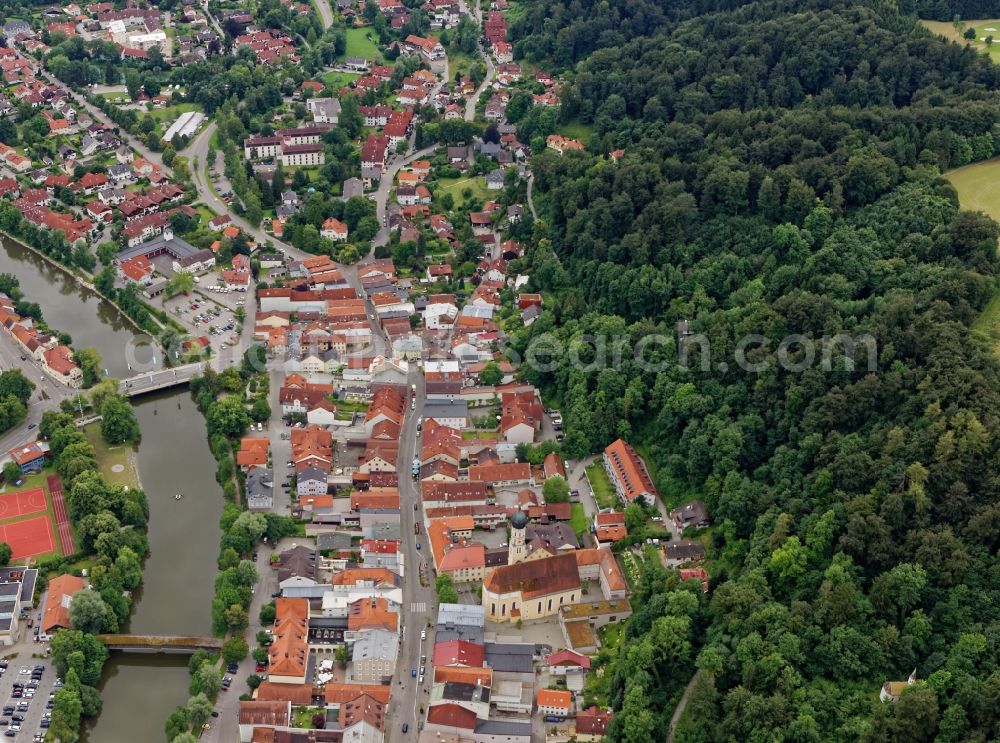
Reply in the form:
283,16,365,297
387,369,437,738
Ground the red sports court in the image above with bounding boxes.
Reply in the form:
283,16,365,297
0,487,47,520
0,516,56,560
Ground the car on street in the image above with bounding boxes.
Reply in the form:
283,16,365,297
410,669,417,678
420,630,426,640
27,423,35,429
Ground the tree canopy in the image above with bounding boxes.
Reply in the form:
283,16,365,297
510,0,1000,739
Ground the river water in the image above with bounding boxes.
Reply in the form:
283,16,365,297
0,237,222,743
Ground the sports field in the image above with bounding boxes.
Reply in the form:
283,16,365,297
0,488,47,520
0,480,69,561
0,516,56,560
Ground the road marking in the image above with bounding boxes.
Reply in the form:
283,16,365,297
410,602,427,613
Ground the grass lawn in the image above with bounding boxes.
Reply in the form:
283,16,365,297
558,119,595,144
322,70,360,90
569,503,588,538
292,706,325,729
144,102,201,123
335,399,370,413
434,176,492,205
344,27,382,60
83,423,140,489
585,462,617,510
196,204,218,223
98,91,131,103
923,18,1000,62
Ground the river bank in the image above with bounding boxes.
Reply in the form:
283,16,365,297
82,390,224,743
0,236,158,377
0,236,224,743
0,230,160,344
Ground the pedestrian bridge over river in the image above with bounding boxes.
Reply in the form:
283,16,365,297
95,635,225,654
117,362,207,397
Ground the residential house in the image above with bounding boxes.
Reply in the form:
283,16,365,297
602,438,658,507
269,598,310,684
671,499,710,531
41,574,86,635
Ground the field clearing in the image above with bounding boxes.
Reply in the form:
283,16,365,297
434,175,492,204
946,156,1000,222
558,120,595,144
947,157,1000,352
447,48,479,79
344,27,381,60
145,102,200,122
323,70,360,90
922,18,1000,62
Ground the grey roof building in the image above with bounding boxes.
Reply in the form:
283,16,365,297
246,467,273,511
277,544,318,582
484,642,535,674
316,532,354,551
117,230,204,264
422,399,469,425
342,178,363,200
435,626,484,644
351,628,398,683
474,719,532,741
308,97,341,125
437,603,485,629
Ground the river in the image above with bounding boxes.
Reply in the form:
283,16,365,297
0,237,222,743
0,236,157,376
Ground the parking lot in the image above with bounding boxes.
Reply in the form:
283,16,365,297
0,656,59,742
162,292,243,354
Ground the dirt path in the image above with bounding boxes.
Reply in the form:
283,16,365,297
667,669,702,743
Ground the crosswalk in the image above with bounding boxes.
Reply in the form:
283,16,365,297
410,602,427,613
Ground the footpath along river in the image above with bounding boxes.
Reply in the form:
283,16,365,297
0,237,222,743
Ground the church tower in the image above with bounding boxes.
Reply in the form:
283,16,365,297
508,509,528,565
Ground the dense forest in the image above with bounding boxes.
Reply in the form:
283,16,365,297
508,0,1000,740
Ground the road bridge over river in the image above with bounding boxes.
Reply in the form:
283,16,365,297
118,362,207,397
95,635,225,654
